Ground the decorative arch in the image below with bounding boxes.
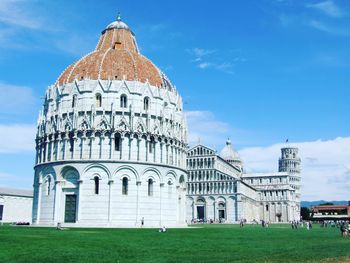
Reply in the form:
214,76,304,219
196,196,206,205
166,170,178,180
60,166,80,188
39,166,56,183
83,163,111,180
141,167,161,183
217,196,227,201
113,165,139,181
91,173,102,180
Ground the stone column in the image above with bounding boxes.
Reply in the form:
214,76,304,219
53,180,61,224
108,179,114,223
64,133,70,160
122,135,129,160
35,140,40,164
57,134,62,161
72,132,78,160
145,139,149,162
129,136,134,161
45,137,49,162
36,181,42,224
77,180,83,222
139,138,146,162
81,133,86,159
135,181,141,226
110,133,115,160
160,141,164,164
174,146,178,166
153,140,158,163
159,182,164,227
49,137,54,161
89,133,94,159
99,133,104,159
166,144,169,165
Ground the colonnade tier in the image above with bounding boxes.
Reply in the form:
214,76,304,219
187,181,237,195
35,131,187,170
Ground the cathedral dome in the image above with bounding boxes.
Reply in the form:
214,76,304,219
57,16,172,89
220,139,240,161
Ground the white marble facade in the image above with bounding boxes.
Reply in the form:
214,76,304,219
186,142,301,223
32,18,188,228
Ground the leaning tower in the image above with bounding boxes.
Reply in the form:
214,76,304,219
279,147,301,219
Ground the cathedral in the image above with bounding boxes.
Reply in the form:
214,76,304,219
32,16,301,227
186,140,301,223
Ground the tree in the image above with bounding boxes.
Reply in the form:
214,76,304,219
301,207,311,220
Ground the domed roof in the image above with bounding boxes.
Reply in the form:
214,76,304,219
220,139,241,161
57,16,173,89
104,14,132,33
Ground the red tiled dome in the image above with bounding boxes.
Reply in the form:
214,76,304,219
57,17,165,88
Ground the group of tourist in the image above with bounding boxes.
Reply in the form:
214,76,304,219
339,222,350,237
290,220,313,230
261,220,269,228
190,218,226,224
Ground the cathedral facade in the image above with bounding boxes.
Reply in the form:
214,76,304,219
186,140,301,223
32,17,188,227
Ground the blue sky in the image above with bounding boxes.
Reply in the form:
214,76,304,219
0,0,349,200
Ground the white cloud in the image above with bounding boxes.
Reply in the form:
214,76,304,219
185,110,275,150
0,172,33,189
193,48,216,58
198,62,212,69
239,137,350,201
185,111,231,150
0,124,36,153
308,20,350,36
307,1,345,18
188,47,244,74
0,0,43,29
0,82,37,114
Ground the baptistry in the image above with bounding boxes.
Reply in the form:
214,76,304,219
32,16,188,227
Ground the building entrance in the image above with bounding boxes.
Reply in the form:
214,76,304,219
64,194,77,223
219,209,225,220
197,206,205,220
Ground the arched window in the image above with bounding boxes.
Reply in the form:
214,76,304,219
72,95,77,108
120,95,127,108
144,97,150,111
148,178,153,196
96,93,102,107
149,136,155,154
47,177,51,195
94,176,99,195
122,177,128,195
69,133,74,152
115,133,121,151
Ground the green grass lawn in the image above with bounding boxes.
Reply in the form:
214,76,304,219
0,224,349,263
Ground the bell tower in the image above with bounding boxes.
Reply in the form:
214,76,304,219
279,146,301,218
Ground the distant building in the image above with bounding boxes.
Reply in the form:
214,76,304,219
186,140,301,223
312,204,350,220
0,188,33,223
